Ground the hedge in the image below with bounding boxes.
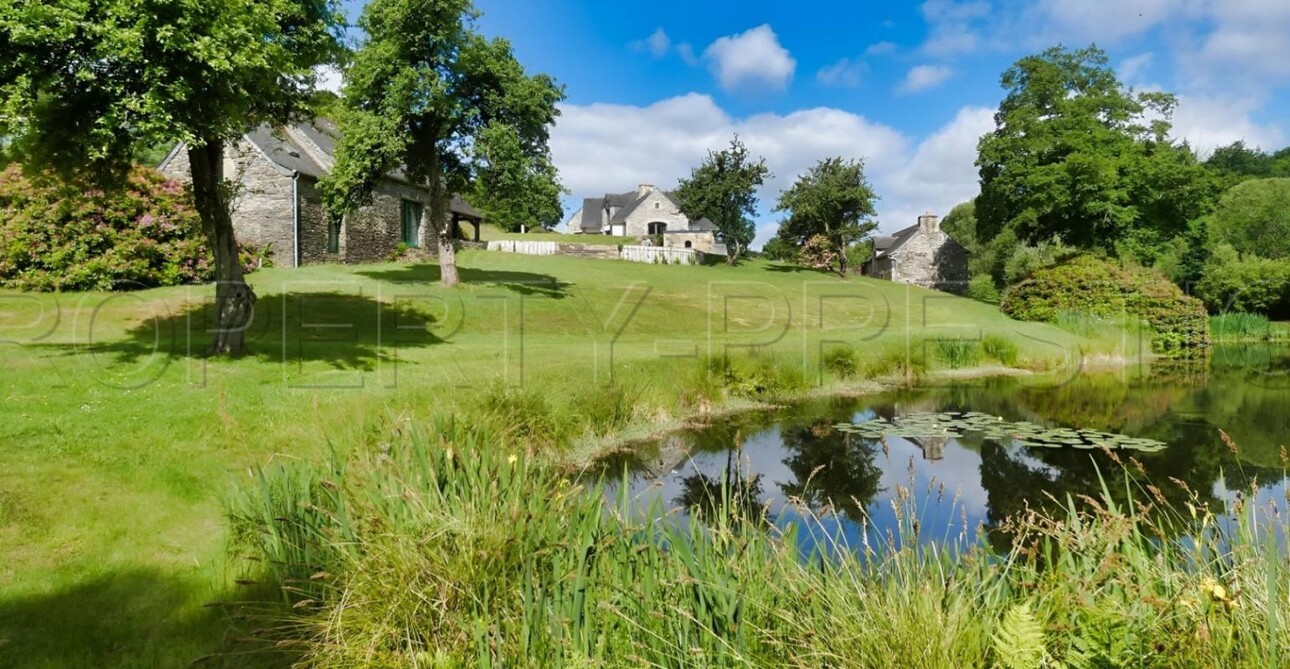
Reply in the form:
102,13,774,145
0,165,266,291
1001,255,1211,356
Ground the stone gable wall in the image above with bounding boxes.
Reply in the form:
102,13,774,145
663,231,716,252
622,190,690,237
889,230,969,293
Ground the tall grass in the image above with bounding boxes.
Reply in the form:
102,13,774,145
1210,312,1275,341
227,424,1290,668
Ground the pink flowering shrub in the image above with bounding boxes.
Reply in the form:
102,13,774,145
0,165,267,291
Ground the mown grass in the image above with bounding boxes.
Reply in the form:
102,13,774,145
228,419,1290,668
0,252,1119,666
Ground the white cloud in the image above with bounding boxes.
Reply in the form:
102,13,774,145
550,94,993,244
816,58,868,87
703,25,797,92
676,43,699,66
865,41,899,56
637,28,672,57
1118,52,1155,84
1170,95,1287,154
897,65,954,94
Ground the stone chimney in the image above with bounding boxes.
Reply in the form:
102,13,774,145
919,212,940,233
637,183,655,197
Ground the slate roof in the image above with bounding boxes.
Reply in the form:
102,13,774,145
580,187,715,234
580,197,606,232
245,119,481,220
872,223,921,259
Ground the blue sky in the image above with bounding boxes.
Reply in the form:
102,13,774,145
339,1,1290,244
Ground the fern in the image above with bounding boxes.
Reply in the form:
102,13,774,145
992,602,1050,669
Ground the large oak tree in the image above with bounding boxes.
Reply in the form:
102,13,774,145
0,0,344,354
320,0,563,286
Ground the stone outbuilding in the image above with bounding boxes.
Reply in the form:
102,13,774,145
158,118,483,267
563,184,722,253
865,213,969,293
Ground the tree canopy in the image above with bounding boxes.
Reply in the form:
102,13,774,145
321,0,563,286
1207,178,1290,261
673,135,769,264
772,157,877,277
472,122,565,232
0,0,344,353
975,45,1213,253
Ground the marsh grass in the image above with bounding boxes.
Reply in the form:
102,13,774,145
227,421,1290,668
1210,312,1276,341
936,339,984,369
982,334,1019,366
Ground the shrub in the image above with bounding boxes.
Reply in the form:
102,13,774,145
1001,256,1211,356
0,165,264,291
968,274,1001,303
798,234,837,271
982,334,1019,366
821,346,859,378
1194,245,1290,319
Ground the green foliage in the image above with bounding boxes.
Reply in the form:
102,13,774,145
760,234,798,261
773,157,878,277
229,427,1290,668
1205,141,1290,186
935,339,983,369
1003,236,1080,285
976,46,1215,253
322,0,564,285
844,241,871,273
472,121,565,232
1194,245,1290,318
0,166,265,290
991,603,1050,669
1001,256,1211,355
1209,312,1275,341
821,346,859,378
1207,178,1290,260
674,135,770,264
982,334,1019,366
968,274,1001,303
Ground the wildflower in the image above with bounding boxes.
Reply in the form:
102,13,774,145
1200,577,1229,603
507,454,518,465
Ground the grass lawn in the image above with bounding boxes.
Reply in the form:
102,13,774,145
476,222,597,244
0,251,1117,667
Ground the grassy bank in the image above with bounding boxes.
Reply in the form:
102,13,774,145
229,420,1290,668
0,252,1127,666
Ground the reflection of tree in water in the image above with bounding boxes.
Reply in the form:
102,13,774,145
976,417,1230,553
676,448,766,524
778,419,884,524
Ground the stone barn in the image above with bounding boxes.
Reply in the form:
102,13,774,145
866,213,969,293
158,118,483,267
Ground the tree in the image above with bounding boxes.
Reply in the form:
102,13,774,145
1207,178,1290,260
674,135,769,264
472,121,564,232
0,0,343,354
760,234,798,261
976,46,1204,252
321,0,563,286
773,157,878,277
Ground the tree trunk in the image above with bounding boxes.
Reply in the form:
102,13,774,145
837,245,848,278
188,140,256,356
428,151,459,287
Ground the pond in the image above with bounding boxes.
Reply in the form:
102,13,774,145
608,345,1290,552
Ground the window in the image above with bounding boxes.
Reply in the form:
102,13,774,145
654,202,660,209
684,240,692,249
327,217,340,254
647,221,667,235
401,200,423,247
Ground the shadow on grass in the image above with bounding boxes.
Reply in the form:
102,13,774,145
0,570,287,669
761,262,832,275
35,291,445,370
356,263,569,299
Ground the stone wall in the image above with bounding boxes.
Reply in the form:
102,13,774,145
297,176,334,264
160,140,298,267
663,231,716,252
557,243,620,259
889,229,969,293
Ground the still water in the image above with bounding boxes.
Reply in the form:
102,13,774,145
611,345,1290,550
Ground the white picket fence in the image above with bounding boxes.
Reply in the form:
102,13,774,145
619,245,700,265
486,240,558,255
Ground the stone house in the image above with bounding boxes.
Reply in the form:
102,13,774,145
866,213,969,293
563,184,721,253
157,118,483,267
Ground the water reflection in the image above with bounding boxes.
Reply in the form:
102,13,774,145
610,345,1290,551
